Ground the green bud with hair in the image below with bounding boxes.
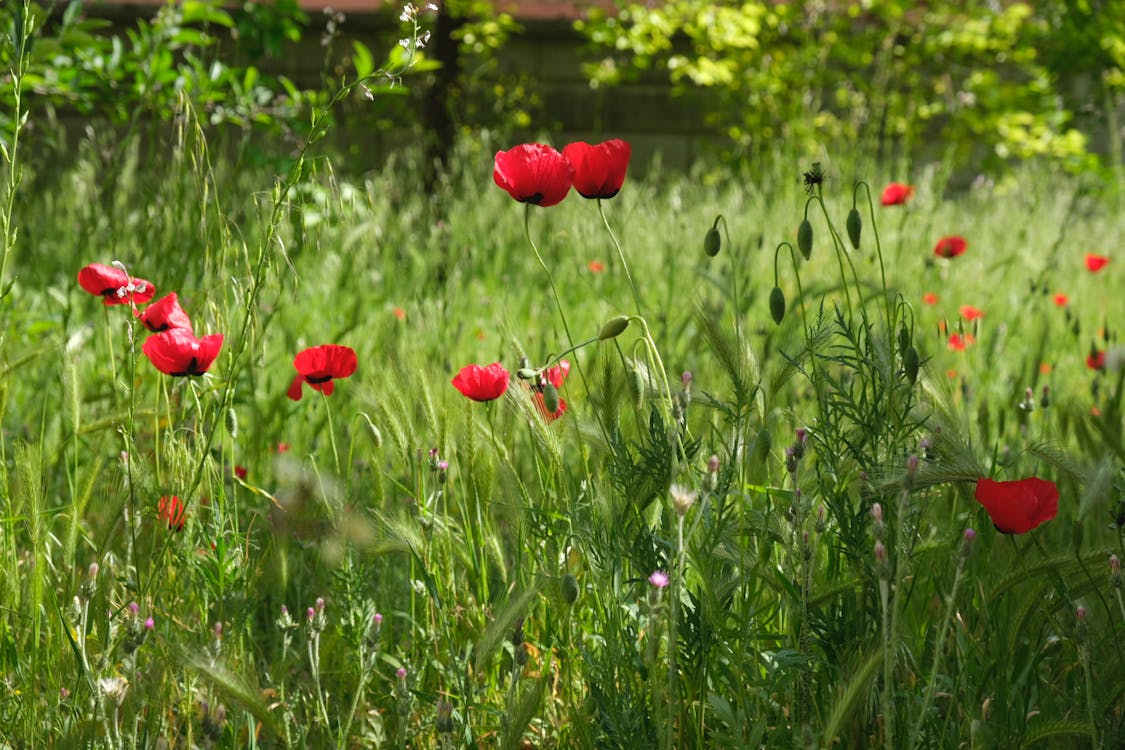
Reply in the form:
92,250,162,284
769,286,786,325
903,346,920,384
598,315,630,340
516,367,538,381
542,382,560,414
629,366,646,409
797,219,813,260
704,226,721,257
225,408,238,437
846,208,862,250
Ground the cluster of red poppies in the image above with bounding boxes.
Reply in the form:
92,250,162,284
78,263,225,376
492,139,631,206
447,139,632,423
450,360,570,421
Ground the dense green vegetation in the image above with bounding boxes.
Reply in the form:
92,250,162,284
2,1,1124,748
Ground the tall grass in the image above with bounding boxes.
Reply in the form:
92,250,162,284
2,35,1125,749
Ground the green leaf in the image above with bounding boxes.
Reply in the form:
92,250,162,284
1019,719,1094,748
352,40,374,79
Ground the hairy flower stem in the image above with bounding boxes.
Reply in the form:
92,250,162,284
596,198,643,315
879,573,894,750
855,181,893,327
666,514,686,750
321,392,342,477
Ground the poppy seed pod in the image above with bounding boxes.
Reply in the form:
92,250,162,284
769,286,786,325
704,226,721,257
598,315,630,340
797,219,813,260
542,382,560,414
903,346,920,384
846,208,862,250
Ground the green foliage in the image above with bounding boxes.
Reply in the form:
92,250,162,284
4,6,1125,744
577,0,1116,172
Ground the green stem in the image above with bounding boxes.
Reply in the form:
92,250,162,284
596,197,643,315
0,0,33,306
908,553,967,748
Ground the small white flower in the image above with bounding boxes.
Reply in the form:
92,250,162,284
399,3,417,22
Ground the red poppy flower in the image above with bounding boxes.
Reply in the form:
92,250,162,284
533,391,567,422
562,139,631,199
1086,253,1110,272
974,477,1058,534
136,292,193,333
948,333,974,351
493,144,573,207
922,292,938,305
1087,349,1106,371
934,236,967,258
158,495,186,531
451,362,510,402
959,305,984,321
78,263,155,306
142,328,224,376
880,182,914,206
1053,293,1069,307
542,359,570,389
233,465,247,480
588,260,605,274
287,344,358,401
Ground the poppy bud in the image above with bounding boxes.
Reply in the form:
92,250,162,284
846,208,862,250
542,382,560,414
561,573,579,605
769,286,786,325
598,315,629,340
704,226,721,257
225,408,238,438
903,346,920,384
516,368,538,381
629,366,646,409
897,324,910,356
797,219,813,260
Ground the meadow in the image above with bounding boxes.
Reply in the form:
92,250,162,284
3,12,1125,750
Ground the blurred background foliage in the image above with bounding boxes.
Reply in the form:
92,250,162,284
1,0,1125,179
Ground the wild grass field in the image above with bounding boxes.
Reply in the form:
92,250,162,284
3,9,1125,750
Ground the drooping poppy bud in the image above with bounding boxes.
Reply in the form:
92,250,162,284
903,346,920,384
769,286,786,325
542,382,560,415
846,208,862,250
561,573,579,605
598,315,630,340
797,219,813,261
898,324,910,356
704,225,721,257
